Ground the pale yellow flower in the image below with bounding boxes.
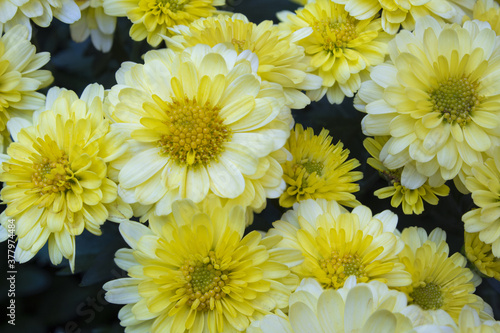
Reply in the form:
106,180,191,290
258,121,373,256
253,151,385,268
464,231,500,281
103,0,224,47
469,0,500,35
0,84,132,271
103,199,301,332
277,0,391,104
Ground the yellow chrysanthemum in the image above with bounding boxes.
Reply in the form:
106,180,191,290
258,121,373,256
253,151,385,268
0,0,80,37
279,124,362,208
103,0,224,47
364,136,449,215
277,0,391,104
248,277,420,333
464,231,500,280
463,147,500,257
106,44,291,220
336,0,473,34
269,198,412,289
0,25,53,133
357,17,500,187
70,0,117,52
397,227,488,322
103,199,301,332
164,13,323,109
468,0,500,35
0,84,132,271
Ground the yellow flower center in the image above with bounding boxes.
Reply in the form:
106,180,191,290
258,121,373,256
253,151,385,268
231,38,247,53
319,251,368,289
148,0,184,13
181,251,229,312
409,282,444,310
429,76,481,127
381,168,402,186
302,160,324,176
31,154,73,195
313,17,358,51
158,97,230,166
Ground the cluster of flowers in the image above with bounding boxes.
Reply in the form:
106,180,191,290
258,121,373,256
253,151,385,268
0,0,500,331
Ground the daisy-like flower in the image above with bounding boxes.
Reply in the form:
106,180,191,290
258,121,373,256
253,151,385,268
336,0,473,34
397,227,488,322
164,13,323,109
468,0,500,35
103,0,224,47
464,231,500,280
463,147,500,257
268,198,412,289
364,136,449,215
277,0,391,104
70,0,117,52
106,44,291,219
248,277,425,333
279,124,362,208
0,84,132,271
357,17,500,187
103,199,301,332
0,0,80,37
0,25,53,133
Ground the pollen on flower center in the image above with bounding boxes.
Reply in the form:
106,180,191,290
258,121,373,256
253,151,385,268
429,76,481,127
301,160,324,176
181,251,230,312
313,17,358,51
319,251,368,289
156,0,184,12
31,154,72,195
409,282,444,310
157,97,230,166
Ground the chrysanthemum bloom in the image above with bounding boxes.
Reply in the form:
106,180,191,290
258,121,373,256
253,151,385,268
248,277,427,333
0,84,132,271
164,14,323,109
364,136,449,215
103,0,224,47
357,17,500,187
463,148,500,257
106,44,291,219
279,124,362,208
268,198,412,289
336,0,473,34
467,0,500,35
464,231,500,280
0,25,53,133
103,199,301,332
0,0,80,37
70,0,117,52
397,227,489,322
277,0,391,104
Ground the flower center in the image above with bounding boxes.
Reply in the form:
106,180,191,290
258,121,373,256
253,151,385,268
409,282,444,310
302,160,324,176
313,16,358,51
157,97,230,166
31,154,72,195
156,0,184,12
381,168,402,186
181,251,229,312
319,251,368,289
231,38,247,53
429,76,481,127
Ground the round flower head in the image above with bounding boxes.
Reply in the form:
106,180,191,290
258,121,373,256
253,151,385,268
280,124,362,208
464,231,500,281
0,0,80,37
364,136,450,215
248,277,422,333
397,227,489,322
103,199,301,332
0,25,53,133
357,17,500,186
106,44,290,219
336,0,473,34
463,147,500,257
468,0,500,35
0,84,132,271
103,0,224,47
164,13,323,109
268,198,412,289
70,0,117,52
277,0,391,104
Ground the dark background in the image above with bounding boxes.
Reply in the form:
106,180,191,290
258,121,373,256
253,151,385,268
1,0,499,332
